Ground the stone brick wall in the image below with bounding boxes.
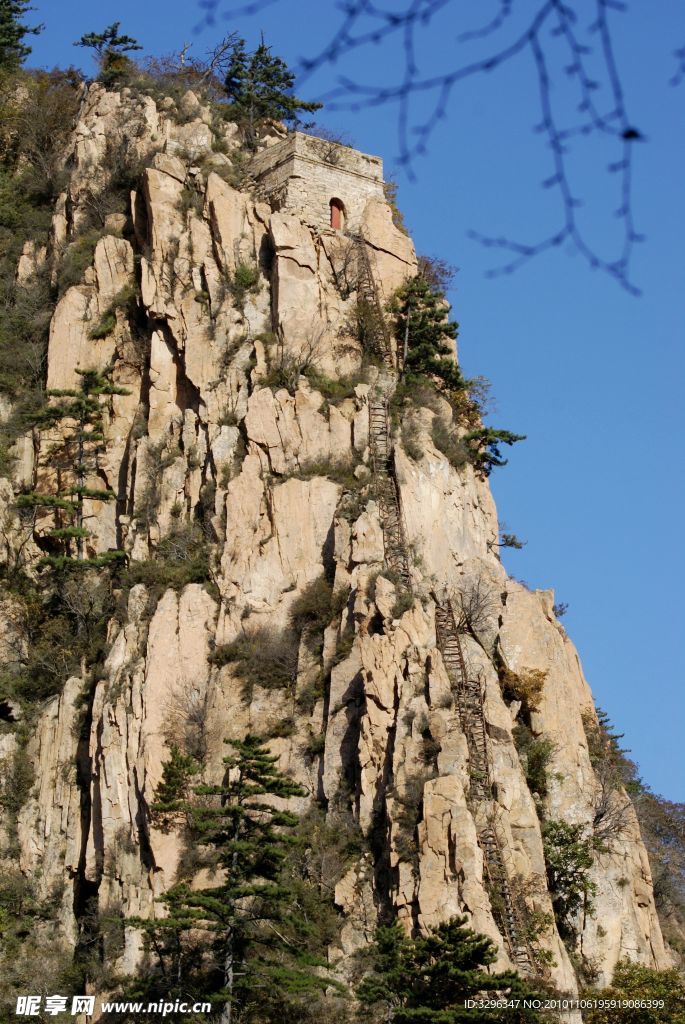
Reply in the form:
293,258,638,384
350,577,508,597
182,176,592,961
252,132,386,233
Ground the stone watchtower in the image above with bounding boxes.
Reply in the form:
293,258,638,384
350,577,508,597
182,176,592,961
251,132,386,233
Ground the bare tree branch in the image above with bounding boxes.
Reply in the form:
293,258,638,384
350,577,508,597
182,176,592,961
205,0,652,292
670,43,685,86
193,0,278,33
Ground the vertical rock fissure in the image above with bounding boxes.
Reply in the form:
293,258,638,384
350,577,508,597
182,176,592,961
72,687,103,987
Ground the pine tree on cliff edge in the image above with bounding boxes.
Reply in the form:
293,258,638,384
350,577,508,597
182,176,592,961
74,22,141,86
392,273,466,392
223,36,322,148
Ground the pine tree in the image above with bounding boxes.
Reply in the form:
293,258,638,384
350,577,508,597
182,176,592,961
74,22,141,85
223,37,322,148
17,368,129,569
358,916,543,1023
463,427,526,477
542,820,597,941
151,745,198,817
0,0,41,68
134,736,329,1023
392,274,466,392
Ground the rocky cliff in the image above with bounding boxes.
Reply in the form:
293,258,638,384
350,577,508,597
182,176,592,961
0,81,672,1014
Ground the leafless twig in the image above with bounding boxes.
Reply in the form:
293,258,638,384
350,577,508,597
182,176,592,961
203,0,649,292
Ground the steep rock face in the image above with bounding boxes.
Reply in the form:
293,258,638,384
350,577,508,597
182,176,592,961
498,588,668,982
0,81,671,1007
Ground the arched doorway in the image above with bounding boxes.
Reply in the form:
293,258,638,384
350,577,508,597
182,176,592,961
330,198,345,230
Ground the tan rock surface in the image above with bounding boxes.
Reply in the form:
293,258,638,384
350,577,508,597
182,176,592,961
0,82,670,1004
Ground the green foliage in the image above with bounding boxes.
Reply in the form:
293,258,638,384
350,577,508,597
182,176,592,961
358,916,544,1023
211,627,299,698
392,588,414,618
513,724,555,800
124,523,213,597
304,366,364,405
151,745,199,817
392,273,465,392
224,37,322,147
633,791,685,956
280,454,362,491
542,820,597,942
57,227,104,294
295,673,326,715
269,716,296,739
74,22,142,86
0,68,81,469
0,572,114,706
289,576,335,636
0,0,41,68
130,438,182,530
89,309,116,339
400,418,424,462
89,285,137,339
294,806,363,887
262,336,322,394
0,739,34,818
583,707,640,795
582,960,685,1024
0,866,36,934
18,368,129,568
499,532,526,549
131,735,330,1020
213,579,349,706
75,21,141,58
227,261,261,309
463,427,526,476
0,869,81,1017
387,334,521,478
383,178,407,234
392,771,430,868
304,730,326,759
389,373,495,472
581,707,642,847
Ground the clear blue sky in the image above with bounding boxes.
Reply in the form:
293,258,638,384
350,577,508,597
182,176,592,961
28,1,684,800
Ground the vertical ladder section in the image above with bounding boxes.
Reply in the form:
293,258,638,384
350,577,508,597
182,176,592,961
354,234,411,587
434,601,490,801
479,821,535,973
434,599,535,975
368,395,411,588
353,236,395,370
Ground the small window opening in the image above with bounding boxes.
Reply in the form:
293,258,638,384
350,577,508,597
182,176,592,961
330,198,345,230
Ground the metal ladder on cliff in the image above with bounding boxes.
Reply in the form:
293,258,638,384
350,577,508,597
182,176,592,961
353,234,411,587
434,599,535,974
479,821,536,973
434,601,491,800
354,236,534,975
368,393,411,588
352,236,396,370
